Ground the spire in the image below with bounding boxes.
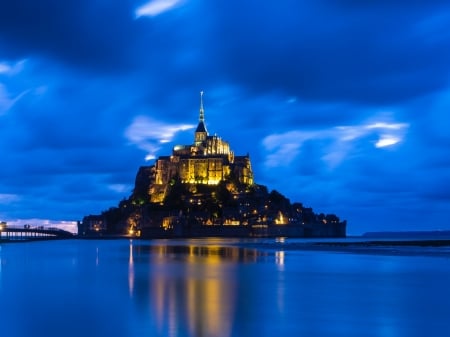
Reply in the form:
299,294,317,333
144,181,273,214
199,90,205,122
195,91,208,141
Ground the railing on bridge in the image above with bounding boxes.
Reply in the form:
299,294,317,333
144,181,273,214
0,223,74,242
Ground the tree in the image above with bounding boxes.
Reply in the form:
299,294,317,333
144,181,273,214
164,176,189,210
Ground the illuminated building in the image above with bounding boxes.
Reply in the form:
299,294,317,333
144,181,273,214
150,92,253,202
79,93,347,238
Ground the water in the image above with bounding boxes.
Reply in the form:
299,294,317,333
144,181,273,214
1,238,450,337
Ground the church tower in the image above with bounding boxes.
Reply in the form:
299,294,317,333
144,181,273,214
194,91,208,146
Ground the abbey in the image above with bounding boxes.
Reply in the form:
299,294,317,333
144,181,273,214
150,92,253,202
79,92,346,238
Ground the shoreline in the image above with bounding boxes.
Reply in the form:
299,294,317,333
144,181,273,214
234,239,450,257
3,236,450,257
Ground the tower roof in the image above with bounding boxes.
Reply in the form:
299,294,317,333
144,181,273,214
196,91,208,134
196,121,207,132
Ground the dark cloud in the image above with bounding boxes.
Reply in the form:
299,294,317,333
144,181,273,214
202,1,450,104
0,1,144,70
1,1,450,233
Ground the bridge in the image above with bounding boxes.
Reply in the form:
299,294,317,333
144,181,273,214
0,223,74,242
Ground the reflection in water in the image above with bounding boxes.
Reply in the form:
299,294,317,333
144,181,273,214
128,240,135,297
184,250,235,337
275,237,286,243
130,242,266,337
275,250,285,270
275,250,285,315
2,240,450,337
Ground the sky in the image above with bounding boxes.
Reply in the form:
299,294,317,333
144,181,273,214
1,0,450,235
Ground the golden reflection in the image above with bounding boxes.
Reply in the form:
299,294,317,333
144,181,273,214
185,247,235,337
153,275,166,332
145,242,261,337
276,250,285,270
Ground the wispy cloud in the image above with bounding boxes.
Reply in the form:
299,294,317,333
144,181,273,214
0,64,9,74
263,131,310,168
263,118,409,169
108,184,132,194
375,135,401,148
0,193,20,204
125,115,194,160
0,84,30,115
135,0,184,18
0,59,26,75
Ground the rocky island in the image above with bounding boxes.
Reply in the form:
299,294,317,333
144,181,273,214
79,93,346,238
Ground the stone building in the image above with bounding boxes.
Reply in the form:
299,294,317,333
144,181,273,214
149,92,253,202
79,92,346,238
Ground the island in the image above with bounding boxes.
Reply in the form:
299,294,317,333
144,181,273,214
78,93,346,239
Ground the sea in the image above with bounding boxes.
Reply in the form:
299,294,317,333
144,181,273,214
1,237,450,337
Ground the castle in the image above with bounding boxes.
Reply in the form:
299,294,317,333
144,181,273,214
79,92,346,238
149,91,253,202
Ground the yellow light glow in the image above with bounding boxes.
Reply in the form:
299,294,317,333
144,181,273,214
223,220,240,226
274,211,287,225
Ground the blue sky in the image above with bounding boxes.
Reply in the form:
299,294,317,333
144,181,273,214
1,0,449,234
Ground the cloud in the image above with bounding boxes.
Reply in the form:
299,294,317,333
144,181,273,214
0,59,25,75
108,184,132,194
0,84,29,115
4,219,78,233
203,1,450,105
375,136,401,148
0,63,8,74
0,84,13,114
135,0,184,18
125,115,195,160
0,193,19,204
263,116,409,169
0,1,449,234
0,1,139,70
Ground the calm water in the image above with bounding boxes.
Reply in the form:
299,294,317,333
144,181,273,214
1,238,450,337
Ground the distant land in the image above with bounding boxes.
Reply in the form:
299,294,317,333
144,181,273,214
362,230,450,238
79,93,346,239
